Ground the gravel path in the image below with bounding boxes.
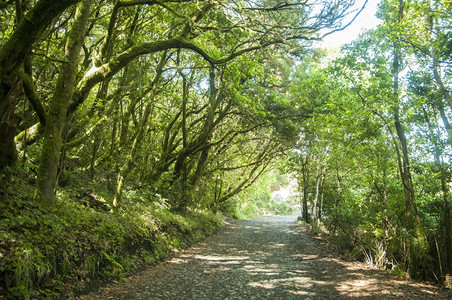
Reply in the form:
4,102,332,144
76,215,450,299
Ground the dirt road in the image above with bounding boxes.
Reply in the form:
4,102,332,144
76,216,450,299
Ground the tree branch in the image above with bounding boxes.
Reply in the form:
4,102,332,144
21,71,47,126
322,0,369,38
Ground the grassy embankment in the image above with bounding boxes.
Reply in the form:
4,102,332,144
0,169,223,298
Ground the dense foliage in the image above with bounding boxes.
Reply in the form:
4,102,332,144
285,0,451,284
0,0,450,297
0,0,358,297
1,167,223,298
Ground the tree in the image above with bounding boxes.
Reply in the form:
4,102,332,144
387,0,427,278
0,0,81,170
284,0,450,279
35,0,92,205
7,0,357,207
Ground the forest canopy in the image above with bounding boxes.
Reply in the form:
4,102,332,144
0,0,451,297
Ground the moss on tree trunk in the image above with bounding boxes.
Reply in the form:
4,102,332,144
0,0,81,170
35,0,91,206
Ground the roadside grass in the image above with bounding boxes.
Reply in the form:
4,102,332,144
0,169,223,299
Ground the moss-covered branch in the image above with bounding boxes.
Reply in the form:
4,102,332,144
35,0,92,206
21,71,47,126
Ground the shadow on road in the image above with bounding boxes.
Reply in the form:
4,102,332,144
77,215,449,299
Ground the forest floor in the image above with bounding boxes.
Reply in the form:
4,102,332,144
75,215,451,299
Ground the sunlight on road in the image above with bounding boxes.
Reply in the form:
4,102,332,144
78,216,447,299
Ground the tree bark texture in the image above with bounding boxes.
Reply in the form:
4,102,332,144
35,0,91,206
301,156,309,223
113,52,167,207
0,0,81,169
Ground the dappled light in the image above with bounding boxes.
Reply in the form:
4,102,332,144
1,0,451,297
77,216,449,299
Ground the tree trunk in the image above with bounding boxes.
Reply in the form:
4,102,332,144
172,68,219,183
423,99,452,279
113,52,167,207
190,145,211,189
434,64,452,279
89,79,111,178
392,0,426,279
318,171,325,223
0,0,80,169
301,156,309,223
0,76,22,169
430,10,452,148
35,0,91,206
440,163,452,276
427,5,451,276
313,161,326,225
172,57,192,211
312,160,321,222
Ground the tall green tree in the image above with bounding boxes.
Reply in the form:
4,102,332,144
35,0,92,205
0,0,81,170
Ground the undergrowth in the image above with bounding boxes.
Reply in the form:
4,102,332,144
299,217,410,279
0,170,223,299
